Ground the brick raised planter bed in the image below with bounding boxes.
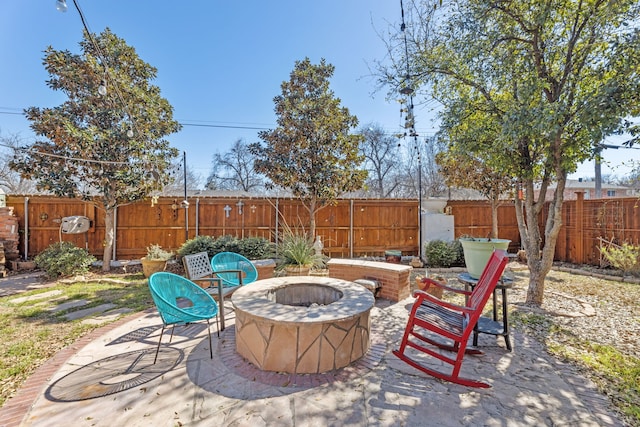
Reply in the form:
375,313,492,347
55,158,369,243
327,258,412,302
252,259,276,280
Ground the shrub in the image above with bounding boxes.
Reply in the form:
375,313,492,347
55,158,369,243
178,235,274,260
211,235,241,255
450,239,464,264
424,240,460,268
177,235,216,258
238,236,274,260
277,230,326,270
34,242,96,278
600,243,640,275
145,244,173,261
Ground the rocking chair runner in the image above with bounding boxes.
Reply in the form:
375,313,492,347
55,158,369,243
393,250,509,388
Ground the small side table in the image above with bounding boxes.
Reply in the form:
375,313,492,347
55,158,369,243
457,272,513,351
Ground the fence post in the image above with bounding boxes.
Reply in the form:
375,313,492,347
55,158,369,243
23,197,29,260
575,192,584,264
112,206,117,262
275,198,280,254
349,199,354,259
195,198,200,236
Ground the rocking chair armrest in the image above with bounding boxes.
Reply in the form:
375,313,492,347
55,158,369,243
412,290,474,315
420,278,472,296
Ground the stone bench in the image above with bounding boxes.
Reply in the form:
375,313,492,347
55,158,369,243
327,258,412,302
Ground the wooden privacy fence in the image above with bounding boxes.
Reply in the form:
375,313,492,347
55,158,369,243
445,200,521,250
447,194,640,266
7,196,419,260
553,193,640,265
7,194,639,266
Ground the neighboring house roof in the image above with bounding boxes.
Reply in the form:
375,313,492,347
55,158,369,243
161,189,259,198
447,188,486,200
544,179,632,191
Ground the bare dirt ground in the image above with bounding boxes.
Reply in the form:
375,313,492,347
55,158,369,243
511,267,639,359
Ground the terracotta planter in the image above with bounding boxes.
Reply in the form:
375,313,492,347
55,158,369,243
460,238,510,279
17,261,37,270
284,265,310,276
141,257,167,278
309,268,329,277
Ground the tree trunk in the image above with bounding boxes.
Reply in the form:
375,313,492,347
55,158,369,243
490,198,499,239
515,172,567,306
308,197,317,238
102,206,115,272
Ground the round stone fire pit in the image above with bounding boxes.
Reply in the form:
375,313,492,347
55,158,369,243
231,276,374,374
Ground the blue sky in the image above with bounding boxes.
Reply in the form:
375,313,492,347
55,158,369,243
0,1,635,184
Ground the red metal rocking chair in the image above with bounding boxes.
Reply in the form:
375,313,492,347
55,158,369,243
393,250,509,388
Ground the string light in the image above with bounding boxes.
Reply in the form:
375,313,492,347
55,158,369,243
97,80,107,96
399,0,424,262
0,141,128,165
55,0,68,12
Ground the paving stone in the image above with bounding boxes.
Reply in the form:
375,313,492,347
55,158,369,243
10,290,63,304
64,303,116,321
81,308,133,325
49,299,89,313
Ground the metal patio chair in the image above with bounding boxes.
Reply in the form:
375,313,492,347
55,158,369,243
210,251,258,288
182,251,256,330
148,272,219,363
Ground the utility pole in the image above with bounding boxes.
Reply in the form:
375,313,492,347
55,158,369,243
183,151,189,241
595,143,620,199
595,148,602,198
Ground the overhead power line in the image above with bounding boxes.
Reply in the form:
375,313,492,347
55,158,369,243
1,107,438,137
180,122,270,131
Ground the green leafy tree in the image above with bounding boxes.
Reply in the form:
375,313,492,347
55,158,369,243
250,57,367,236
10,28,180,271
381,0,640,305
